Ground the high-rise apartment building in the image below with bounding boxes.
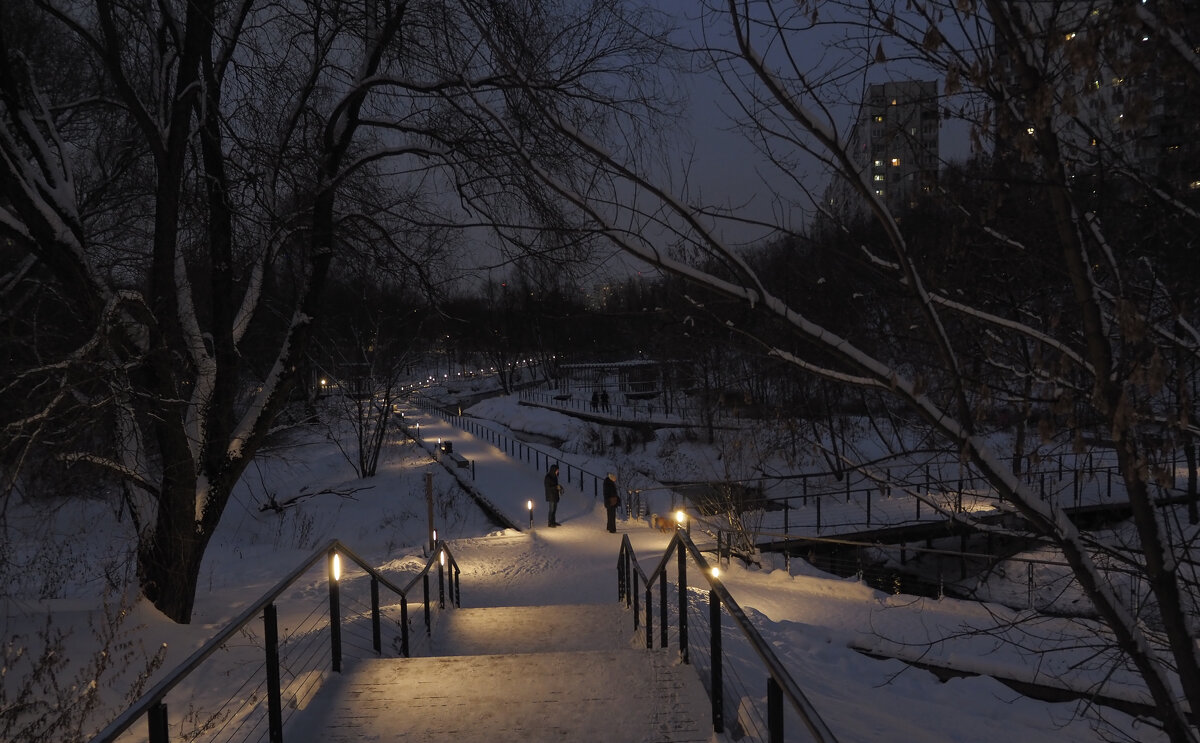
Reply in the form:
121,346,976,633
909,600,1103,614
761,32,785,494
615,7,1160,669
994,2,1200,198
826,79,941,219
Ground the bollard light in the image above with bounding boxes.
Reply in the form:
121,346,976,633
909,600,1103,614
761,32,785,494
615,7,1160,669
527,499,534,529
675,509,686,526
332,553,341,582
711,566,720,579
439,549,446,567
432,528,438,544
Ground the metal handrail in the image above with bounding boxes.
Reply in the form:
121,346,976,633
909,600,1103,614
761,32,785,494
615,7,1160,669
618,531,839,743
89,537,461,743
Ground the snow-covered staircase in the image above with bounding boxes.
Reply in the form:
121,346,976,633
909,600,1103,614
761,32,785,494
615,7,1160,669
285,603,716,742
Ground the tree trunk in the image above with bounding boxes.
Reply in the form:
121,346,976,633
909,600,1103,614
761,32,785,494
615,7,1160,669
1187,438,1198,526
137,481,210,623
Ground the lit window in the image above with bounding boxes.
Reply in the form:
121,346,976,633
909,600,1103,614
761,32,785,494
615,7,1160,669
874,174,885,181
1190,181,1200,190
873,159,883,167
891,158,901,166
875,189,884,196
874,115,884,122
1065,32,1076,41
1027,127,1035,135
891,99,898,105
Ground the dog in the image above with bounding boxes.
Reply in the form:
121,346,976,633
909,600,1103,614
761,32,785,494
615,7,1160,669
650,514,675,533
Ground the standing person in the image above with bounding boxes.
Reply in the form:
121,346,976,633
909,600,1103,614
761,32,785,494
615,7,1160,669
600,389,610,413
590,390,599,412
544,464,563,527
603,472,620,533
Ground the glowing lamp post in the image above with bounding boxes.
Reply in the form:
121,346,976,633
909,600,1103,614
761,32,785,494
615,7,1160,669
437,548,446,609
708,563,724,733
527,500,534,529
675,509,690,536
328,550,342,672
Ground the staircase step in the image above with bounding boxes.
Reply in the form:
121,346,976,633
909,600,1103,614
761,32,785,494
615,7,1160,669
290,649,713,742
433,603,629,656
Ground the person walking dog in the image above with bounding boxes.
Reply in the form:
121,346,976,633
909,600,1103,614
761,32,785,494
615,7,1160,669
603,472,620,533
544,464,563,527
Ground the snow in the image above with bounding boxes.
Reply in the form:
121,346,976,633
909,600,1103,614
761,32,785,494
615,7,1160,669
1,392,1166,742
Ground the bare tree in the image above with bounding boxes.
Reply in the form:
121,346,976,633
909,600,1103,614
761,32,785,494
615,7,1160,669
0,0,668,623
468,0,1200,738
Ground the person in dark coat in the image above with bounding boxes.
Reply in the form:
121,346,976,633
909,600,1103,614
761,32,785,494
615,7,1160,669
544,465,562,527
600,390,610,412
603,472,620,533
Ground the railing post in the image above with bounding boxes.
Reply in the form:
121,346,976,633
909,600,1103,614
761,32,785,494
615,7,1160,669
438,551,446,609
633,571,641,632
148,701,169,743
768,676,783,743
370,578,381,654
678,542,688,664
710,589,724,734
660,567,668,649
645,580,653,649
620,549,627,602
264,604,283,743
401,597,410,657
328,551,341,673
454,565,461,607
625,550,633,607
423,572,432,636
619,550,626,604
